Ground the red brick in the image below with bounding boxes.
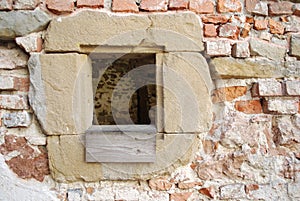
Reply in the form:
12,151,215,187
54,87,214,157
235,100,263,114
294,4,300,17
245,16,254,24
218,24,240,40
169,0,189,10
178,181,203,189
140,0,168,11
189,0,214,14
14,77,30,92
246,184,259,194
254,19,268,30
201,15,229,24
204,24,218,37
199,186,215,198
46,0,74,14
245,0,268,16
0,0,13,10
0,95,29,110
77,0,104,8
170,192,192,201
269,19,285,35
269,1,294,16
217,0,242,13
240,23,251,38
212,86,247,103
112,0,138,13
149,177,173,191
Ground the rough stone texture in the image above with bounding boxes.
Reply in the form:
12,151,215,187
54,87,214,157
199,186,215,198
140,0,168,11
112,0,138,12
217,0,242,13
149,177,173,191
218,24,240,39
249,38,286,61
0,95,29,110
170,192,192,201
251,80,283,97
45,11,204,52
201,15,229,24
16,32,43,53
0,47,28,69
264,98,299,114
212,86,247,103
286,80,300,95
160,52,213,133
232,42,250,58
211,57,284,79
220,184,246,199
245,0,268,16
189,0,214,14
204,24,217,37
77,0,104,8
13,77,30,92
269,1,294,16
13,0,39,10
294,4,300,16
254,19,268,30
3,111,32,128
47,135,102,182
290,34,300,58
28,53,93,135
0,75,14,90
0,0,13,10
269,19,285,35
169,0,189,10
241,23,251,38
206,40,231,56
235,100,263,114
0,8,50,40
46,0,74,14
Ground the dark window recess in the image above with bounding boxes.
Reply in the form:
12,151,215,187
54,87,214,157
91,53,156,125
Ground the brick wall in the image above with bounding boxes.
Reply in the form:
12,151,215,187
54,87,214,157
0,0,300,200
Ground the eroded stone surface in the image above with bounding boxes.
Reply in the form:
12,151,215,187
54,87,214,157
3,111,32,128
290,34,300,58
45,10,204,52
0,46,28,69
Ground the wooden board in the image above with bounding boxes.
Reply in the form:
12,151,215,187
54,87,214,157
85,125,156,163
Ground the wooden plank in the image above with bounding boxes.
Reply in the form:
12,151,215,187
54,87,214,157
85,125,156,163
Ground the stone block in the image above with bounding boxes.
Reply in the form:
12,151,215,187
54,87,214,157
217,0,242,13
28,53,93,135
159,52,213,133
290,34,300,58
3,111,32,128
16,32,43,53
0,47,28,69
45,11,204,52
0,0,12,10
264,98,299,114
140,0,167,11
13,0,39,10
206,40,231,56
0,95,29,110
249,38,286,61
254,19,268,30
232,42,250,58
245,0,268,16
0,76,14,90
77,0,104,8
269,19,284,35
189,0,214,14
218,24,240,40
220,184,246,199
46,0,74,14
235,100,263,114
251,80,283,97
204,24,217,37
286,80,300,96
0,8,50,40
169,0,189,10
112,0,138,12
269,1,294,16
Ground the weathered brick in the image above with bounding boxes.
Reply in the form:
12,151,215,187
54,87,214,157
254,19,268,30
206,40,231,56
3,111,31,128
263,98,299,114
232,42,250,58
220,184,246,199
240,23,251,38
245,0,268,16
170,192,192,201
199,186,216,198
0,76,14,90
112,0,138,12
219,24,240,40
212,86,247,103
285,80,300,96
16,32,43,53
294,4,300,16
204,24,217,37
0,0,12,10
251,80,283,97
169,0,189,10
269,1,294,16
201,15,229,24
149,177,173,191
13,0,39,10
259,31,272,41
0,95,29,110
178,181,203,189
13,77,30,92
140,0,168,11
77,0,104,8
269,19,285,35
189,0,214,14
246,16,254,24
235,100,262,114
290,34,300,58
46,0,74,14
0,47,28,69
217,0,242,13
